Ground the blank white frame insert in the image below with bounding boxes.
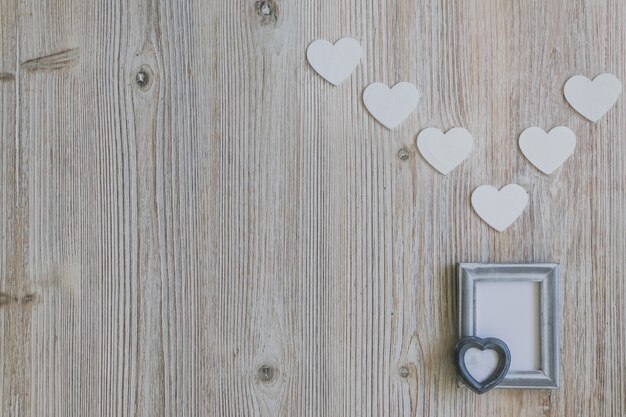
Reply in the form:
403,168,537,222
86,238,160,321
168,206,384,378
458,263,560,389
475,281,541,371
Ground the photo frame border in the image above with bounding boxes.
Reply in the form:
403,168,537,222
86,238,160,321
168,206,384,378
457,263,560,389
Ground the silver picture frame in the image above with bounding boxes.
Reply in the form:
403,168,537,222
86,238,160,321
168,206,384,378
457,263,560,389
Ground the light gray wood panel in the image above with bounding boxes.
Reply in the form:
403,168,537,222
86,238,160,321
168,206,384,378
0,0,624,416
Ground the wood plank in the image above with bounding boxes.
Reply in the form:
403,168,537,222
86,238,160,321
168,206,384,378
0,0,624,416
0,1,29,416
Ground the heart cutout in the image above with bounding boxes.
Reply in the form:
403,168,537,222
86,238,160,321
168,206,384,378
564,73,622,122
454,336,511,394
417,127,473,174
363,82,419,129
519,126,576,175
471,184,528,232
306,38,362,86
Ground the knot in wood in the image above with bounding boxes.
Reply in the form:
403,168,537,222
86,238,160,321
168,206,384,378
135,65,154,91
398,148,410,160
256,0,274,16
136,70,149,87
255,0,278,23
0,292,13,307
257,365,276,382
398,365,410,378
22,293,37,304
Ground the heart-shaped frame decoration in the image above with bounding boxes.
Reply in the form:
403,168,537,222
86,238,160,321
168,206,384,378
453,336,511,394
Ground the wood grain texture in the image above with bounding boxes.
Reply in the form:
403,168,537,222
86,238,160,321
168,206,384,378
0,0,625,416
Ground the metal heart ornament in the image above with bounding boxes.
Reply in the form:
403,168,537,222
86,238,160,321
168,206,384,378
454,336,511,394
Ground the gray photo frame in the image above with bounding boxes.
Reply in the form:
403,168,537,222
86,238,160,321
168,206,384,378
457,263,560,389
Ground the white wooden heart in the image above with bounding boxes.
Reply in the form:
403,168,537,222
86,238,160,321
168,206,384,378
471,184,528,232
416,127,473,175
464,347,499,383
306,38,362,86
519,126,576,175
363,82,419,129
564,73,622,122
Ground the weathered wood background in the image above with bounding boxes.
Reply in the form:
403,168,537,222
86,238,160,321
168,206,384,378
1,0,624,416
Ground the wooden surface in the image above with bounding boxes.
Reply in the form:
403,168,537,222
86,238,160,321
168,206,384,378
1,0,625,416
